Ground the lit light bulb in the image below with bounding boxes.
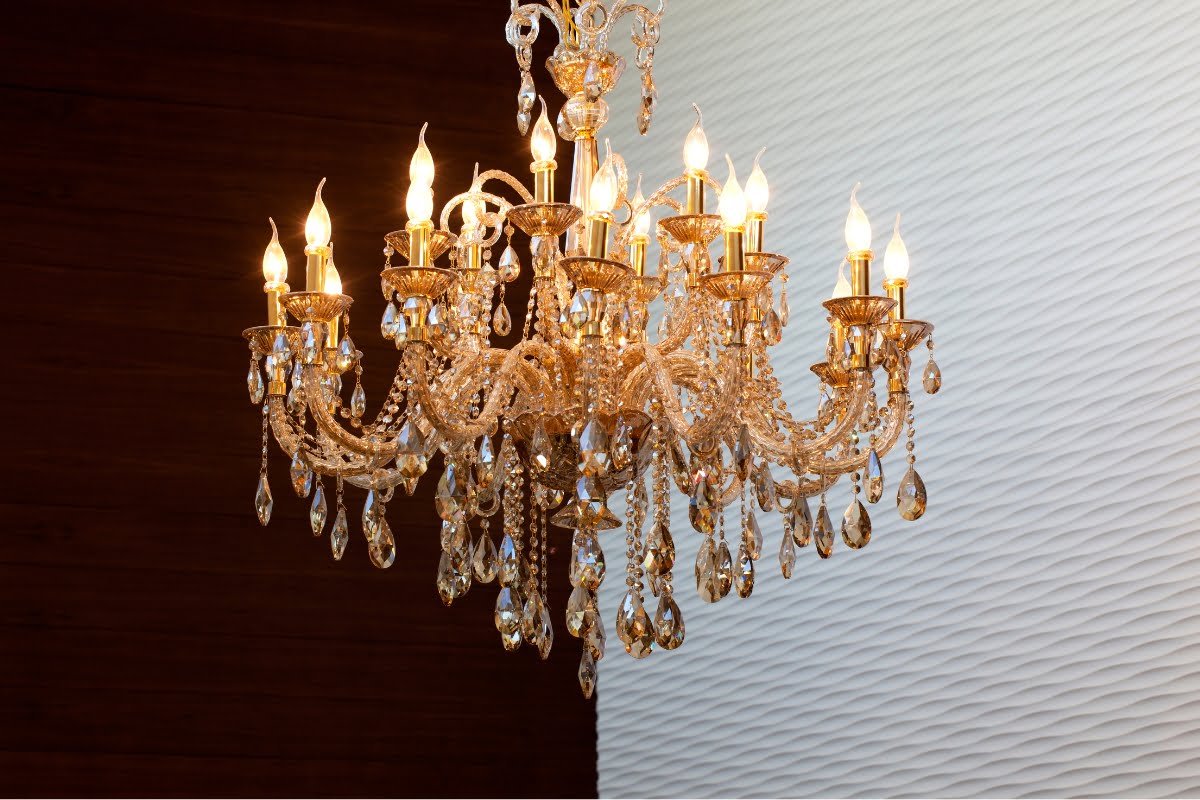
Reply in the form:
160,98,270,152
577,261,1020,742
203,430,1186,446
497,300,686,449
530,96,556,163
746,147,769,213
305,178,332,249
589,139,618,215
406,182,434,224
832,259,852,299
463,194,483,228
718,154,747,229
262,217,288,283
409,122,435,187
324,254,342,295
682,103,708,173
844,182,872,252
884,213,910,280
631,174,651,238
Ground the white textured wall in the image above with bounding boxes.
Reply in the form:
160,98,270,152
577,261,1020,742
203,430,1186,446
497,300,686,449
596,1,1200,797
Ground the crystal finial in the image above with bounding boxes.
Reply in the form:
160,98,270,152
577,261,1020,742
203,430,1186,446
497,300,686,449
923,359,942,394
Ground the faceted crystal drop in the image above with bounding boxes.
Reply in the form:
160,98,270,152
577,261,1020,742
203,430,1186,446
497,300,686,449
492,303,512,336
814,502,835,559
435,460,473,522
500,628,523,651
449,521,472,561
611,416,634,472
743,511,763,560
497,532,520,586
654,593,685,650
566,585,593,638
476,435,496,491
923,359,942,394
569,529,606,590
499,245,520,282
521,589,544,640
309,483,328,536
616,590,655,659
336,334,356,372
330,507,348,560
688,477,716,534
715,540,734,599
583,60,603,100
381,301,399,338
754,462,776,511
897,467,928,521
254,473,273,526
393,313,408,347
530,419,551,471
494,586,521,634
368,519,396,569
290,453,312,498
436,550,460,606
350,383,366,418
584,609,606,661
271,330,292,362
734,544,755,598
362,489,382,540
764,309,783,345
779,530,796,578
517,72,536,113
641,522,675,575
866,448,884,504
779,289,790,326
694,535,716,588
735,424,754,481
577,415,610,476
472,533,499,582
537,605,554,660
841,499,872,550
578,650,597,699
791,497,813,547
395,418,428,481
247,364,265,403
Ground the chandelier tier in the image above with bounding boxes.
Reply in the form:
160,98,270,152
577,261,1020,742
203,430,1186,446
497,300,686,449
242,0,941,697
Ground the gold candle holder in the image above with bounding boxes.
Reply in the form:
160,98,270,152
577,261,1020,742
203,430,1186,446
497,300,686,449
746,211,766,253
587,215,612,259
264,281,288,326
532,160,556,203
883,277,907,320
630,234,648,276
848,249,873,295
304,246,329,291
407,220,434,266
723,228,745,274
685,170,706,214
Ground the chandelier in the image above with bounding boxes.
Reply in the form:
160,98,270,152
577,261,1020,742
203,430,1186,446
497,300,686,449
241,0,941,698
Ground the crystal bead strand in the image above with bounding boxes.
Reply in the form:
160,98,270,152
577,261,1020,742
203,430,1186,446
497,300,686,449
331,474,348,560
841,441,872,550
898,398,928,520
254,404,273,526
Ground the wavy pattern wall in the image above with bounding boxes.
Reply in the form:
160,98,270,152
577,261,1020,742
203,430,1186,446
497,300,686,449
595,2,1200,796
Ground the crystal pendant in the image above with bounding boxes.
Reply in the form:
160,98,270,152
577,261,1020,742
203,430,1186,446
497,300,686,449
368,519,396,569
654,593,685,650
897,467,927,520
472,533,499,582
814,501,835,558
247,364,264,403
497,532,520,586
578,650,597,699
350,383,366,417
583,60,602,100
395,418,427,481
336,334,356,372
841,499,872,549
779,530,796,578
791,497,812,547
616,589,655,659
494,586,521,634
381,301,399,338
521,589,545,640
300,322,324,364
530,419,551,470
309,483,327,536
688,476,716,534
330,507,348,560
492,303,512,336
290,452,312,497
517,72,535,113
443,520,471,560
735,424,753,480
743,511,763,560
734,544,755,598
754,462,776,511
393,313,407,347
499,245,520,282
584,608,605,661
476,435,496,491
642,521,675,575
577,415,610,476
271,330,292,362
566,585,593,638
923,359,942,394
254,473,273,526
694,535,715,585
435,460,473,522
866,448,884,503
611,416,633,472
537,605,554,660
436,550,462,606
362,488,382,540
715,540,734,598
569,529,606,590
779,289,790,326
764,309,783,345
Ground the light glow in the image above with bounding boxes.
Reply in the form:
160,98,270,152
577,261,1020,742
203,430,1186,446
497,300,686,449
718,155,747,229
832,259,852,299
745,147,769,213
883,213,910,280
409,122,435,186
589,139,618,215
631,174,651,237
262,217,288,283
530,97,556,163
844,182,872,252
682,103,709,172
305,178,331,249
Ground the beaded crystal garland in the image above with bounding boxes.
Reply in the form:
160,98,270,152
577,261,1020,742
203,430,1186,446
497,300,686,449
242,0,941,698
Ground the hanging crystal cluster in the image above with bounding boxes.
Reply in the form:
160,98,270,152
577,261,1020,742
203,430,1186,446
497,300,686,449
240,0,941,699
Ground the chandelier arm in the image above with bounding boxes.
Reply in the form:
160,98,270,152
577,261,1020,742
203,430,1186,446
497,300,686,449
612,175,685,253
507,3,567,62
298,367,399,459
268,397,379,477
479,169,536,206
806,391,907,475
438,189,514,248
791,371,874,460
641,344,740,447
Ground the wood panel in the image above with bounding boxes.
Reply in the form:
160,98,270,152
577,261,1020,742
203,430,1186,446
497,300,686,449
0,1,596,796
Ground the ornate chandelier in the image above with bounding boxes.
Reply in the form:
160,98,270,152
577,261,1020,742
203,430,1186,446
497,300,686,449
241,0,941,698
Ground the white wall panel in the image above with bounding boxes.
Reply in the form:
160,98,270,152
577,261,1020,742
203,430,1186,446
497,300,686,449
594,1,1200,796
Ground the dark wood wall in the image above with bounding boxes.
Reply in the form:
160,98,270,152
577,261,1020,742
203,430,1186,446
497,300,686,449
1,2,597,796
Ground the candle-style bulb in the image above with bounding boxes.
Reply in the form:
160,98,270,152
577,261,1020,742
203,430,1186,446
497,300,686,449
745,147,769,213
883,213,910,280
262,217,288,283
832,259,852,299
844,182,872,252
410,122,435,186
323,250,342,295
589,138,618,215
718,154,747,229
682,103,708,172
631,174,651,237
305,178,332,249
530,96,556,163
406,183,434,224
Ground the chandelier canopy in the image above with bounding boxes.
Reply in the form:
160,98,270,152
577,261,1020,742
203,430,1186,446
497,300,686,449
241,0,941,698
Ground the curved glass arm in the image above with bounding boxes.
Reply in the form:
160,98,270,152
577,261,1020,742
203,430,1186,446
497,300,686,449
300,368,399,460
806,390,907,475
628,343,741,447
743,370,871,468
269,396,380,477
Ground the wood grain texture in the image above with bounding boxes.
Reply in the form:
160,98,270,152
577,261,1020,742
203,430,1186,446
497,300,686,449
0,2,595,796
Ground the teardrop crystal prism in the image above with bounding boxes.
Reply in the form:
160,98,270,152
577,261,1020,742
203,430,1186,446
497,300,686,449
611,416,633,472
654,592,685,650
309,483,327,536
499,245,520,282
472,533,499,582
521,589,545,640
330,507,348,560
715,540,734,598
368,519,396,569
247,364,264,403
743,511,763,560
500,627,523,651
764,309,783,345
841,499,872,549
642,521,675,575
754,462,776,511
492,303,512,336
494,586,521,634
350,383,366,417
616,589,655,659
577,415,610,476
336,334,356,372
866,448,884,503
897,467,927,520
517,72,536,113
436,550,461,606
735,424,753,480
537,605,553,660
254,473,273,526
362,489,382,541
694,535,716,587
530,419,551,470
290,452,312,498
476,435,496,491
584,608,605,661
497,532,520,586
395,417,427,481
923,359,942,394
779,289,790,326
791,497,812,547
779,530,796,578
381,301,399,338
566,585,593,638
578,649,597,698
688,476,716,534
733,544,755,598
814,502,835,559
568,529,605,590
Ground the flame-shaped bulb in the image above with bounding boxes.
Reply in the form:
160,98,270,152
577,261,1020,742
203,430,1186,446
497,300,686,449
409,122,435,187
530,97,556,163
718,155,747,229
305,178,331,249
745,147,769,213
589,139,618,215
631,174,651,237
883,213,910,280
844,182,872,252
682,103,709,172
262,217,288,283
832,259,852,299
323,252,342,295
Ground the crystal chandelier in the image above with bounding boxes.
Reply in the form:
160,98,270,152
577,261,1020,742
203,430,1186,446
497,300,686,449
241,0,942,697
